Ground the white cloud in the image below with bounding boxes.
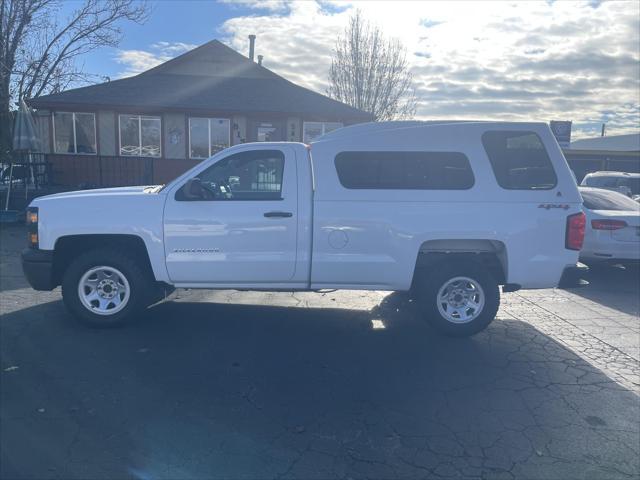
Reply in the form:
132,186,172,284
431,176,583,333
151,41,198,55
220,0,640,139
114,50,170,77
218,0,290,12
115,41,197,77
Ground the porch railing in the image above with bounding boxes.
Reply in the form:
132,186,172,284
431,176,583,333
1,153,53,188
18,153,202,189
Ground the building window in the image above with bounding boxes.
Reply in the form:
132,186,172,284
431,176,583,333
189,117,230,158
481,131,557,190
53,112,96,154
303,121,343,143
119,114,161,157
334,151,475,190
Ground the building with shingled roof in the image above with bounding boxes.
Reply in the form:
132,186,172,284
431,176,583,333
27,38,372,187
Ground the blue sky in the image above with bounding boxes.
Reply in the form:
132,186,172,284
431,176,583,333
60,0,241,80
56,0,639,139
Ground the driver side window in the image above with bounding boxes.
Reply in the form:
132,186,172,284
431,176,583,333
177,149,285,201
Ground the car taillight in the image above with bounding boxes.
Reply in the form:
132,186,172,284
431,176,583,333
591,219,627,230
566,212,585,250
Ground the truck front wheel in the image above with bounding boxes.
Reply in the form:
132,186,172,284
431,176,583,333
415,262,500,336
62,249,151,327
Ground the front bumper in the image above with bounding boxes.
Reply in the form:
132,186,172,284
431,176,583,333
21,248,56,291
558,262,589,288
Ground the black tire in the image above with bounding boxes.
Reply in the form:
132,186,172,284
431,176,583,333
62,248,151,328
414,261,500,337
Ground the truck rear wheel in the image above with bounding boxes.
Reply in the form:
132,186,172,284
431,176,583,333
62,249,150,328
415,262,500,336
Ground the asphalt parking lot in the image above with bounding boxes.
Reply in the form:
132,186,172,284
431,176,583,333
1,224,639,480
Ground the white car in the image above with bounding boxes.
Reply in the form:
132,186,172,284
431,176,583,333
579,187,640,266
581,171,640,200
22,121,585,336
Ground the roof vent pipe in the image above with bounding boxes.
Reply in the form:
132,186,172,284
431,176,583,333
248,34,256,61
257,55,263,66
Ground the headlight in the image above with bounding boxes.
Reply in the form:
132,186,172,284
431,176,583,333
26,207,38,248
27,209,38,225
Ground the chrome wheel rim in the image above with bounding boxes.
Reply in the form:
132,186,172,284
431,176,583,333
78,266,130,316
437,276,485,324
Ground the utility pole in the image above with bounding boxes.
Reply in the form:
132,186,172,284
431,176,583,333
601,123,606,137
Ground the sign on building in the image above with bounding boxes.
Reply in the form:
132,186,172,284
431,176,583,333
550,121,572,148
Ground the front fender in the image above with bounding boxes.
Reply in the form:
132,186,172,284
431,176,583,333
32,192,170,283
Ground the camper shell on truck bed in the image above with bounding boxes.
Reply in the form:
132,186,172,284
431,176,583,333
22,121,586,336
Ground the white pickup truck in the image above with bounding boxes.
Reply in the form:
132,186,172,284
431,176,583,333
22,122,586,336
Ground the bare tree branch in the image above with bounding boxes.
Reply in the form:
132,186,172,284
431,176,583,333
0,0,149,159
327,11,417,121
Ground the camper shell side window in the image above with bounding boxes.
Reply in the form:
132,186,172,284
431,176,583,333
334,151,475,190
481,130,557,190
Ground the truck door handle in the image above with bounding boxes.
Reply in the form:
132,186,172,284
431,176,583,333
264,211,293,218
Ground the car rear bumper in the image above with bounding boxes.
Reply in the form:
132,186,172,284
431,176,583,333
580,246,640,263
581,236,640,263
21,248,56,291
558,262,589,288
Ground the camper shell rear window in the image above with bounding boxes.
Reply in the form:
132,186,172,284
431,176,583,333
482,131,557,190
334,151,475,190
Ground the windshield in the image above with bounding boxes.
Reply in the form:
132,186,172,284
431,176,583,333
580,188,640,211
144,185,164,193
625,177,640,195
584,175,640,195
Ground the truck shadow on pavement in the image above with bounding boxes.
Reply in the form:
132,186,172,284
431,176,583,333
567,264,640,317
0,225,29,293
1,294,639,480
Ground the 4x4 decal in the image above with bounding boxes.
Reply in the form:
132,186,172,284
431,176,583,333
538,204,570,210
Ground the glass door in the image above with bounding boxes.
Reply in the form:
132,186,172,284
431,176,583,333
249,120,285,142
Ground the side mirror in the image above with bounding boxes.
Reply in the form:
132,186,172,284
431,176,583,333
183,178,203,200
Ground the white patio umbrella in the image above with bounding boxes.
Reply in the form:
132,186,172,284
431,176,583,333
6,99,41,209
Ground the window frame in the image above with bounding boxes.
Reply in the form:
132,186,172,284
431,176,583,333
481,130,558,191
188,117,231,159
333,150,476,191
176,149,286,202
52,111,97,155
118,114,162,157
303,121,343,143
